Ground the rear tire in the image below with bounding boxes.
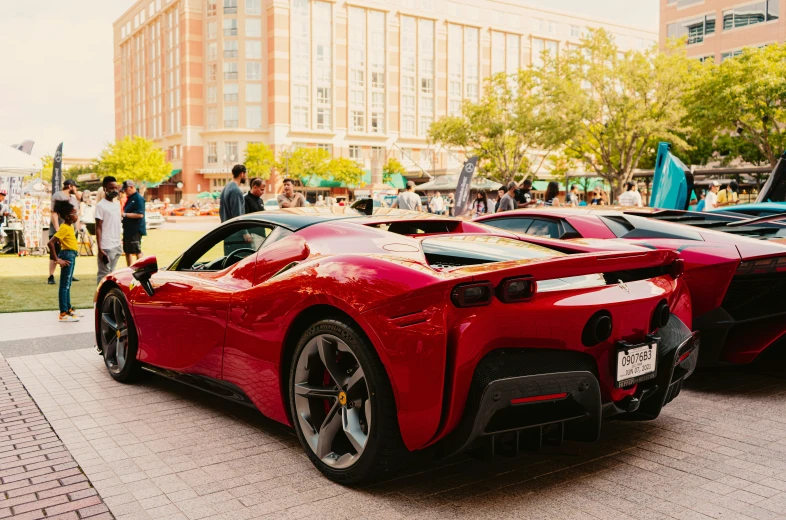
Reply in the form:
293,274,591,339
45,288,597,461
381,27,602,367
99,288,142,383
288,318,407,484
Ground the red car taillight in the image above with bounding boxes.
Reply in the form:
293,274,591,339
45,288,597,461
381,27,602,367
497,277,537,303
736,256,786,275
451,282,494,308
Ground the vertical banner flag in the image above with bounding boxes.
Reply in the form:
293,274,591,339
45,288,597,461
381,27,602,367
453,156,479,217
51,143,63,192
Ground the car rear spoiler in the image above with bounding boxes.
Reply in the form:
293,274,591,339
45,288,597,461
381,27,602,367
444,249,681,285
756,151,786,203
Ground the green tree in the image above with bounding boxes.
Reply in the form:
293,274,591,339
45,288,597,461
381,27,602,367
276,147,331,183
328,157,364,186
428,71,556,184
97,136,171,185
540,30,699,196
687,43,786,167
244,142,275,181
382,157,406,185
64,163,98,182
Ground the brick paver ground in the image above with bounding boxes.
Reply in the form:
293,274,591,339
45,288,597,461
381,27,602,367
6,348,786,520
0,354,112,519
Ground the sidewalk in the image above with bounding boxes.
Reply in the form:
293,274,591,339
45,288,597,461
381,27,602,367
0,310,94,343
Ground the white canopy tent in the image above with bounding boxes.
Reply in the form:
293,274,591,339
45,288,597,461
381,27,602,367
0,142,41,177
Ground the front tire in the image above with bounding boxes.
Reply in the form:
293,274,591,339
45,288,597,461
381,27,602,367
288,319,407,484
99,288,142,382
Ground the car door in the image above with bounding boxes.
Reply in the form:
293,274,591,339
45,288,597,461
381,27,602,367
129,222,274,378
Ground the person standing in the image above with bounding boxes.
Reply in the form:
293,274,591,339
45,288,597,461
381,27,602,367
121,180,146,266
392,181,423,211
471,191,489,217
47,200,80,322
277,178,307,208
95,176,123,285
544,181,561,207
0,190,9,222
567,185,580,207
244,178,265,214
618,182,643,207
429,192,445,215
497,181,519,212
47,180,79,285
516,179,536,207
446,193,455,216
220,164,248,222
717,180,739,207
704,181,720,211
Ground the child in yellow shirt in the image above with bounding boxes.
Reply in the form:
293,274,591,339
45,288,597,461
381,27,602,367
47,200,80,322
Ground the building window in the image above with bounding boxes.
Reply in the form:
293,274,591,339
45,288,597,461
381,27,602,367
224,40,238,58
207,108,217,129
207,21,216,39
371,72,385,89
207,63,217,81
570,25,581,37
668,13,717,44
317,143,333,154
402,76,415,93
223,19,237,36
723,0,778,30
371,92,384,111
317,87,330,104
370,113,384,134
720,49,743,61
224,83,238,102
246,106,262,129
246,0,261,15
246,84,262,102
224,0,237,14
420,78,433,95
246,62,262,80
207,42,217,60
207,0,217,16
402,94,415,112
292,84,308,104
293,106,308,128
401,114,415,135
207,142,217,163
245,40,261,59
223,62,238,80
246,18,262,37
350,90,364,107
351,110,365,132
349,145,361,161
207,85,217,103
350,69,365,87
316,107,332,130
225,141,239,162
420,96,434,115
420,116,433,136
224,106,239,128
449,99,461,116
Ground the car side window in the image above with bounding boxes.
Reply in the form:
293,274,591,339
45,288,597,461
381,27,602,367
525,219,560,238
483,217,534,234
177,223,274,272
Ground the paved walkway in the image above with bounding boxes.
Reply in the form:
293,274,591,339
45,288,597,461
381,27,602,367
0,311,93,343
0,353,111,519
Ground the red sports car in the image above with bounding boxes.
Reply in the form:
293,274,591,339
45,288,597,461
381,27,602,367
96,208,697,483
477,208,786,365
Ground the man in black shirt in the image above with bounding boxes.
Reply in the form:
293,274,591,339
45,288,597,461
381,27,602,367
244,178,265,214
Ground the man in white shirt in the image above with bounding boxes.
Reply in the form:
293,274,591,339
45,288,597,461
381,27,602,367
429,192,445,215
704,181,720,211
95,176,123,285
392,181,423,211
618,182,643,207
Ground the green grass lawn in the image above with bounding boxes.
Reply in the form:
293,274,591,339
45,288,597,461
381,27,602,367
0,229,204,313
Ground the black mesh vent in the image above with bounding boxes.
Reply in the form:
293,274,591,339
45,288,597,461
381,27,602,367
466,349,599,410
722,274,786,320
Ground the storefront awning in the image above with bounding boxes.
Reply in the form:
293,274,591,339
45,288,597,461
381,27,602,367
303,171,406,190
145,169,181,188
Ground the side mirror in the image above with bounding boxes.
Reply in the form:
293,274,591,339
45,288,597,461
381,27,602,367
132,256,158,297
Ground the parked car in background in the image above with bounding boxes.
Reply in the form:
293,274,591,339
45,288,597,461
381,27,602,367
264,198,279,211
146,210,164,229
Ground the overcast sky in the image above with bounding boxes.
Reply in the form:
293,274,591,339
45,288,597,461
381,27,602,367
0,0,659,162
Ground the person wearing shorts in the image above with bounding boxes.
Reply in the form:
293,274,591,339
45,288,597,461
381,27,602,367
121,180,146,265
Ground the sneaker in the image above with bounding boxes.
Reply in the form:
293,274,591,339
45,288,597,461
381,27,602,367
72,277,80,282
47,275,55,285
68,309,85,318
59,313,80,323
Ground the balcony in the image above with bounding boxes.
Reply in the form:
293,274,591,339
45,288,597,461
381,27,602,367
224,120,239,128
224,6,237,14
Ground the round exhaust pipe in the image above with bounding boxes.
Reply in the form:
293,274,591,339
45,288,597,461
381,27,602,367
651,301,670,332
582,311,613,347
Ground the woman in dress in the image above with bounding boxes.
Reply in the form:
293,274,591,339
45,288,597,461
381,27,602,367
544,182,561,207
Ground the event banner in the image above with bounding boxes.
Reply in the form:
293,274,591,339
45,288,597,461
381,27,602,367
51,142,63,192
453,156,479,217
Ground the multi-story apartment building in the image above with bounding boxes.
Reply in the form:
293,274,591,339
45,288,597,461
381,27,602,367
661,0,783,62
114,0,657,200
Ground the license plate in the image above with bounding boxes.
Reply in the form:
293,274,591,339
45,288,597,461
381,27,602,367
616,343,658,388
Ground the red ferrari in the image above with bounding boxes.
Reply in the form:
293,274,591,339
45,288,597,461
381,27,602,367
96,208,697,484
477,208,786,366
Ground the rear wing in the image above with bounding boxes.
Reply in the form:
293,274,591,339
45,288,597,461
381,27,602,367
651,142,694,211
